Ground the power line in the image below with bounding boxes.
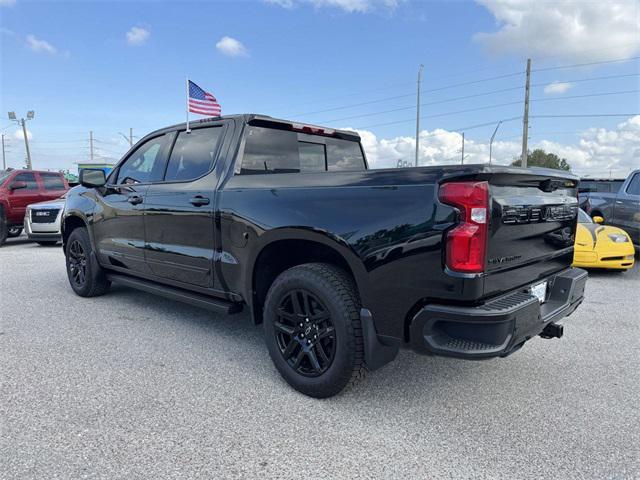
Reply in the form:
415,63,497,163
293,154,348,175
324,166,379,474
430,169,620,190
290,70,525,118
531,72,639,89
358,116,522,132
334,100,523,127
530,113,639,118
293,70,639,122
532,56,640,72
532,89,640,103
320,86,525,124
330,91,635,128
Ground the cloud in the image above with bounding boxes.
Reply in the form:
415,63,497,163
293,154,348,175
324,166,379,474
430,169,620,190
0,0,17,7
216,36,249,57
126,26,150,46
350,115,640,177
26,34,57,54
543,82,573,95
474,0,640,62
265,0,400,13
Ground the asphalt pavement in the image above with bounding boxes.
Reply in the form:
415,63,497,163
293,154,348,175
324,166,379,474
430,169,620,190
1,236,639,479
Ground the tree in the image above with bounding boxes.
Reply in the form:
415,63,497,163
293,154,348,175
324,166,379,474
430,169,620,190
511,149,571,171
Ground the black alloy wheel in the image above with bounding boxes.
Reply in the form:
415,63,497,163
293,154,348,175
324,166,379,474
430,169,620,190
67,238,87,288
274,289,336,377
65,227,110,297
263,263,366,398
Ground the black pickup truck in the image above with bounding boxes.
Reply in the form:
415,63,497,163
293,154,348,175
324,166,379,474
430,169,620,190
63,114,587,397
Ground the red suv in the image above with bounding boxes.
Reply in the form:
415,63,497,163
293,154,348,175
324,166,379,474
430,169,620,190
0,169,69,246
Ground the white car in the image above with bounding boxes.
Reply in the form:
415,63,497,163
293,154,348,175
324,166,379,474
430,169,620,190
24,194,66,245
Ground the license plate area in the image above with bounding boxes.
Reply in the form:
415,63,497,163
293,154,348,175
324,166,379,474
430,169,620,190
530,280,548,304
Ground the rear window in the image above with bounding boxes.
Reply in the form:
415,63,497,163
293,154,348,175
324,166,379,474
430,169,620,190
240,126,365,175
41,173,65,190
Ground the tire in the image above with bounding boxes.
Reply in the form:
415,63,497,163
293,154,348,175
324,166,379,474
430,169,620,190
65,227,110,297
263,263,366,398
8,226,23,238
0,209,7,247
37,241,58,246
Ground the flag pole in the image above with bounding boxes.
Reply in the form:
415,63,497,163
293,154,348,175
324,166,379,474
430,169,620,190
185,77,191,133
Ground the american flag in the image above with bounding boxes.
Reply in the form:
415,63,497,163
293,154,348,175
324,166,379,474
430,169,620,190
188,80,221,116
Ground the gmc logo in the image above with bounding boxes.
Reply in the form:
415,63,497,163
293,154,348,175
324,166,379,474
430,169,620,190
502,205,577,224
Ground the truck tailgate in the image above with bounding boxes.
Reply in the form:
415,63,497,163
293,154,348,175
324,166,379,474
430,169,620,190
483,170,579,297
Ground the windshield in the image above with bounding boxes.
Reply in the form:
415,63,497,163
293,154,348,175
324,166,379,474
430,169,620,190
578,209,592,224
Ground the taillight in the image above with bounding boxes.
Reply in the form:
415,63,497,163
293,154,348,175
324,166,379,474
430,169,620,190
438,181,489,273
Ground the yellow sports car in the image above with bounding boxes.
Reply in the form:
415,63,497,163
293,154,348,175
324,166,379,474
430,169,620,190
573,209,635,270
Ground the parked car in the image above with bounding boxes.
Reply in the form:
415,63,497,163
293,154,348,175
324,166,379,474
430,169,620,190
573,209,635,271
62,114,587,397
0,169,69,246
579,170,640,247
24,194,66,245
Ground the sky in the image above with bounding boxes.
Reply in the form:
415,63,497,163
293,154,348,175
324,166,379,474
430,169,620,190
1,0,639,177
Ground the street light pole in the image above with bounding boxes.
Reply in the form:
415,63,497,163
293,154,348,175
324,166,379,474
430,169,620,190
521,58,532,168
7,110,34,169
489,120,502,164
1,134,6,170
415,64,424,167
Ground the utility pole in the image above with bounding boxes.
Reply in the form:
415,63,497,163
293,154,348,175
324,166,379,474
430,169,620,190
461,132,465,164
521,58,531,168
89,131,94,162
489,120,502,164
415,64,424,167
1,134,6,170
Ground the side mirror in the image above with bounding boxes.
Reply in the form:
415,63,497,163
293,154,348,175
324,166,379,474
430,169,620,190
80,169,106,188
9,180,27,191
592,216,604,224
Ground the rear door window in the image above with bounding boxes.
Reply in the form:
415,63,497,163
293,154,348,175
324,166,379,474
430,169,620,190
164,127,223,182
41,173,66,190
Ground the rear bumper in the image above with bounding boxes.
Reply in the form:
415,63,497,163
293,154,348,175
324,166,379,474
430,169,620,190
409,267,588,359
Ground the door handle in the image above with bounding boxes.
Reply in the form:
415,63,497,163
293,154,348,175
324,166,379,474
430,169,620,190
127,195,143,205
190,195,210,206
